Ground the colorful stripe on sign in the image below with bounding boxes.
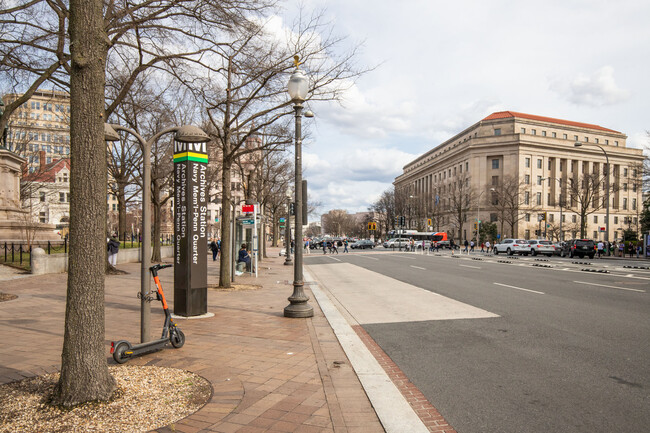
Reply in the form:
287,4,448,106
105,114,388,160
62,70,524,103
173,152,208,163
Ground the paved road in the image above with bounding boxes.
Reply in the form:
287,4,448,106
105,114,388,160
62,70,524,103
305,250,650,433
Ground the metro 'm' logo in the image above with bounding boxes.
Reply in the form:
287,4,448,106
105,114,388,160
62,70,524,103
174,141,207,154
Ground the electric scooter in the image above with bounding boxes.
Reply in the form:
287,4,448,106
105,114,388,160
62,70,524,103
111,264,185,364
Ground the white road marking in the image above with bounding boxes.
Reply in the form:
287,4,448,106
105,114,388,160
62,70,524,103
326,256,342,262
410,265,426,270
573,281,646,293
394,255,417,260
356,255,379,260
493,282,545,295
460,264,481,269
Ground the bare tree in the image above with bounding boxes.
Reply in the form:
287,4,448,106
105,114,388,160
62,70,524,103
490,175,530,238
445,177,476,242
52,0,115,407
562,172,606,238
369,188,395,239
192,12,365,287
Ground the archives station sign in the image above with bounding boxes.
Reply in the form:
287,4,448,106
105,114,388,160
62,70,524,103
173,140,208,316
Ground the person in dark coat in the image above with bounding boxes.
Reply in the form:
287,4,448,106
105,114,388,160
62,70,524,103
210,239,219,261
107,236,120,267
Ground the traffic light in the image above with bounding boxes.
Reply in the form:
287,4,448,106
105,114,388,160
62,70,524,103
399,216,405,226
368,222,377,230
427,218,432,226
289,202,295,216
535,229,541,236
473,222,478,231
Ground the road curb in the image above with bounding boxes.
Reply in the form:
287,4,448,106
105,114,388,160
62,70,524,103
305,267,430,433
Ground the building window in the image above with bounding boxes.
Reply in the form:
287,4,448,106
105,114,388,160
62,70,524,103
595,138,599,144
547,193,551,204
536,192,541,205
491,176,499,186
548,159,552,170
623,198,627,210
623,183,628,191
494,128,501,136
59,192,65,203
542,131,546,137
632,198,637,210
562,214,565,223
614,216,618,224
537,175,542,185
490,213,498,222
521,128,526,134
525,175,530,184
563,134,568,139
623,168,628,177
112,203,116,211
615,141,619,146
572,215,577,223
531,129,536,135
525,213,530,222
574,135,578,141
537,159,542,169
585,137,589,142
524,191,530,205
605,139,609,145
492,159,499,169
549,213,554,222
594,215,598,223
524,230,530,239
525,157,530,168
39,192,46,202
465,162,469,171
552,132,557,138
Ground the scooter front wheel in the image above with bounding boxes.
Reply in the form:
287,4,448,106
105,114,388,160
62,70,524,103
171,328,185,348
113,341,131,364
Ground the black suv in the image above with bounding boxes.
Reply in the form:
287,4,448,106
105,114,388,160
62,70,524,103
560,239,595,259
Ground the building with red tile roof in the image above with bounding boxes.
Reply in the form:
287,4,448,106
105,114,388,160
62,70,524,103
394,111,644,242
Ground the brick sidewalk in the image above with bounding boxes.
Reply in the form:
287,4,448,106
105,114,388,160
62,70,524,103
0,248,384,432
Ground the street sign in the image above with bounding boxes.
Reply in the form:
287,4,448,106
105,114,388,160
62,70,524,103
241,219,255,225
242,204,255,213
279,218,285,223
497,234,501,239
600,227,606,232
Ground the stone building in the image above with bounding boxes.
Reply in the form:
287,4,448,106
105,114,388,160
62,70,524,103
394,111,645,242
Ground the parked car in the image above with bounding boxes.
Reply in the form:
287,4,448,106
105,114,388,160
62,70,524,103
527,239,556,256
560,239,595,259
383,238,408,248
351,239,375,249
493,239,531,255
551,242,564,256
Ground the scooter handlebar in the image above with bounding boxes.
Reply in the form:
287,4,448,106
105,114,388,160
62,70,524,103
149,264,173,272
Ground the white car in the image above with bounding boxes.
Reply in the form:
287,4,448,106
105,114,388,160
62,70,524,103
493,239,531,255
383,238,408,248
526,239,555,256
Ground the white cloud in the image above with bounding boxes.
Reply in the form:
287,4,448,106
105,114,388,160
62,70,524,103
551,66,630,107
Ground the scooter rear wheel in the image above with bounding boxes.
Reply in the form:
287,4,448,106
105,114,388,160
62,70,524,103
113,342,131,364
171,329,185,348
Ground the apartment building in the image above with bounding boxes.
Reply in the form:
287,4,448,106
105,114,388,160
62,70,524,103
394,111,645,242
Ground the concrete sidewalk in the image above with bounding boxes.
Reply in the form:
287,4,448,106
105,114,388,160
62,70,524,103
0,247,452,432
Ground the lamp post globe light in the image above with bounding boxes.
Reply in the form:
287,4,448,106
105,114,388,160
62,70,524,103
575,142,610,251
104,123,209,342
284,58,314,318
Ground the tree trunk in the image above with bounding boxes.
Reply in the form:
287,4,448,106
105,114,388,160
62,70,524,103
219,160,232,288
117,183,127,243
54,0,115,406
272,211,279,247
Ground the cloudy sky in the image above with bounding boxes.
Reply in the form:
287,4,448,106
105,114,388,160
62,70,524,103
280,0,650,219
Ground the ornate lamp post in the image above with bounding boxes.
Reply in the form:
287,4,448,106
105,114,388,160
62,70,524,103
284,189,292,265
104,123,209,341
284,57,314,318
575,142,609,251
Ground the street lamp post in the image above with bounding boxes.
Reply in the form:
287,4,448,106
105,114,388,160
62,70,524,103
476,190,486,243
575,142,610,251
104,123,209,342
284,58,313,318
284,190,292,265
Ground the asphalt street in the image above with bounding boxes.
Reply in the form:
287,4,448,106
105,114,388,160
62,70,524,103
305,249,650,433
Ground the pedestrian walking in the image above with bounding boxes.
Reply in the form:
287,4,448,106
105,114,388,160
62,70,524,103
463,239,469,253
304,239,310,254
597,241,604,258
291,239,295,254
618,243,624,257
210,238,219,261
343,239,349,253
480,242,485,253
470,240,475,252
332,242,339,254
485,240,491,253
107,235,120,267
636,245,641,258
628,242,635,258
323,241,327,254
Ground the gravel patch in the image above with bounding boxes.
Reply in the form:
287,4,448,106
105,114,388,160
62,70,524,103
210,283,261,292
0,366,212,433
